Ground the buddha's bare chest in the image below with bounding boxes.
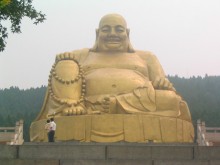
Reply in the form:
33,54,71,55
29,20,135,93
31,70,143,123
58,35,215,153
81,52,148,76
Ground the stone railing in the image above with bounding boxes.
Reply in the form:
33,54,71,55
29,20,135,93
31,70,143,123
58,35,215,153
0,120,24,145
197,119,220,146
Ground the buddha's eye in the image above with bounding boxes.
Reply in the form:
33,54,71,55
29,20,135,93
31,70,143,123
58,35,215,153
101,26,110,33
115,26,125,33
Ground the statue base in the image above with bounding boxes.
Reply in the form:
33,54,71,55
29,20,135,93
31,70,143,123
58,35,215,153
30,114,194,143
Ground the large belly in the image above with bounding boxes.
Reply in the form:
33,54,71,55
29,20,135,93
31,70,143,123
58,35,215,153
85,68,149,96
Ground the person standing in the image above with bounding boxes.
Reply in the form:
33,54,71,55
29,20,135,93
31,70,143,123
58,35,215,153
44,119,51,142
49,118,56,142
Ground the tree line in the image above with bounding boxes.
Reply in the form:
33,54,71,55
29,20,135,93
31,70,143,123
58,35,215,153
0,75,220,141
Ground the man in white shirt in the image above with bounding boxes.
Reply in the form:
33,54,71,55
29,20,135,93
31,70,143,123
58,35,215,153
49,118,56,142
44,119,51,142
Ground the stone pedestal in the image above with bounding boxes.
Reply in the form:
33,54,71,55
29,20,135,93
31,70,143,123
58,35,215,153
30,114,194,143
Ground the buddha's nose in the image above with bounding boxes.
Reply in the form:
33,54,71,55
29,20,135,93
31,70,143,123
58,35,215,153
109,29,117,35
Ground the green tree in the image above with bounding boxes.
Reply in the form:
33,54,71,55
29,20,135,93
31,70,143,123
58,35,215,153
0,0,46,51
0,0,11,8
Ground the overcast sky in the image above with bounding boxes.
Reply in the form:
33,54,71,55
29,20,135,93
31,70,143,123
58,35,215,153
0,0,220,89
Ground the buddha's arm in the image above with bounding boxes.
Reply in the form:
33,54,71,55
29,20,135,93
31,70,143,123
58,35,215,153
138,51,175,91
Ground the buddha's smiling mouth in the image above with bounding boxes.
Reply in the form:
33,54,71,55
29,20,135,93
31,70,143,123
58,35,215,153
105,37,121,43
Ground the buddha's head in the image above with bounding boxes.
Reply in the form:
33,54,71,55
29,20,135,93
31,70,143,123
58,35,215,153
91,14,134,52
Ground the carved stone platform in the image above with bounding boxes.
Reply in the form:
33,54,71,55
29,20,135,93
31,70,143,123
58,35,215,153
30,114,194,143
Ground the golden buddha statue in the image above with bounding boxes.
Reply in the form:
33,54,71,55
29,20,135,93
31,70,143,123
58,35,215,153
30,14,194,143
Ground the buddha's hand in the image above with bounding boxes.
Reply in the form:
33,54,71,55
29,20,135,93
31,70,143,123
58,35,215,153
97,96,117,113
62,104,87,116
152,77,176,91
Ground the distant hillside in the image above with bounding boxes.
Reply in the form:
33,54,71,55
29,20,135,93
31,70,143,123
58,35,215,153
0,86,47,141
169,75,220,127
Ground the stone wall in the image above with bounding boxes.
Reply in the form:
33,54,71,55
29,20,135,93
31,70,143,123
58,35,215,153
0,143,220,165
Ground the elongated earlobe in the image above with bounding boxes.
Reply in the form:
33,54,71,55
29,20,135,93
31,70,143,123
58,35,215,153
96,29,99,39
126,29,130,38
90,29,99,52
126,29,135,53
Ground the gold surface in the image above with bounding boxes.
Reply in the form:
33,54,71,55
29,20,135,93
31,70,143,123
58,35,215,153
30,114,194,143
30,14,194,142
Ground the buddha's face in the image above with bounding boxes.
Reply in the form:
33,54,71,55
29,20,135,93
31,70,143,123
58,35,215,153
97,15,129,52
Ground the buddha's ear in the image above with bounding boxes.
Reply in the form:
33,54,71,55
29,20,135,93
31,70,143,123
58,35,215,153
126,29,130,38
91,29,99,52
126,28,135,53
96,29,99,40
